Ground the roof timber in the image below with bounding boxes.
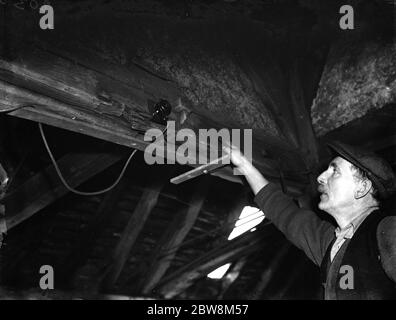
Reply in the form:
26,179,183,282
100,177,165,290
2,151,124,230
0,5,321,187
140,175,210,295
155,227,274,299
247,243,291,299
57,178,130,288
0,43,309,193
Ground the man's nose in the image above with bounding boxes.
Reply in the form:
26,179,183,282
317,170,327,185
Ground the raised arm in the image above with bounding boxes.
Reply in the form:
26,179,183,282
224,145,334,265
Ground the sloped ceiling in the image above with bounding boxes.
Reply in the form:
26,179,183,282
312,37,396,136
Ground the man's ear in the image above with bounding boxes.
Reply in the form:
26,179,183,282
355,179,372,199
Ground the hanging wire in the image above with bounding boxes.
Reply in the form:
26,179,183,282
38,122,138,196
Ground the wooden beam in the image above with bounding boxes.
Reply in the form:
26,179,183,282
2,152,124,230
0,52,303,190
141,176,210,294
238,58,299,148
0,46,308,189
0,80,156,150
217,257,247,299
0,44,178,117
361,134,396,152
0,81,244,187
247,243,291,299
100,179,164,289
271,257,307,299
57,179,129,287
224,193,249,236
288,60,320,193
289,60,319,169
156,228,272,299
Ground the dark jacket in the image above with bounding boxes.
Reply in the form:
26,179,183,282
255,183,396,299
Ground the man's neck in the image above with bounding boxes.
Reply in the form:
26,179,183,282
333,205,378,229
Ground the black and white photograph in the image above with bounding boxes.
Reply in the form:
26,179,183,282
0,0,395,303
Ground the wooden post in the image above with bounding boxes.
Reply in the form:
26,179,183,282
217,257,247,299
58,179,129,288
156,228,271,299
141,176,210,294
100,179,164,290
247,243,291,300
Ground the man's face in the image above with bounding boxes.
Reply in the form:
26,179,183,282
317,157,359,213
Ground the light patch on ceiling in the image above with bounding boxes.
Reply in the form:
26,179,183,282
227,206,265,240
207,263,232,279
206,206,265,279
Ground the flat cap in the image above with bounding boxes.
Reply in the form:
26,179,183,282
327,141,396,199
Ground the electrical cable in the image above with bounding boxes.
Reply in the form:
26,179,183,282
39,122,137,196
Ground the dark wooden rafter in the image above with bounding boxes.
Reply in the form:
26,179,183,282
2,152,124,230
141,175,210,295
155,228,272,299
362,134,396,153
224,193,250,236
319,104,396,166
272,257,307,299
100,178,164,290
236,52,318,193
289,60,319,168
0,74,239,186
208,192,249,251
57,178,130,287
247,243,291,299
0,49,190,152
217,257,247,299
0,42,309,191
237,56,299,149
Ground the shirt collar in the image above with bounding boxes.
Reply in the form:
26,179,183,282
334,207,378,239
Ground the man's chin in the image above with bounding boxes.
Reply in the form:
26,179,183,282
318,200,328,211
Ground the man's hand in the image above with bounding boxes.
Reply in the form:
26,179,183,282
223,144,269,195
222,144,252,174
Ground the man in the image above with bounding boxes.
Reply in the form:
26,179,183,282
225,141,396,299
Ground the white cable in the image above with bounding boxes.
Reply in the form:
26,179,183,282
39,122,137,196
